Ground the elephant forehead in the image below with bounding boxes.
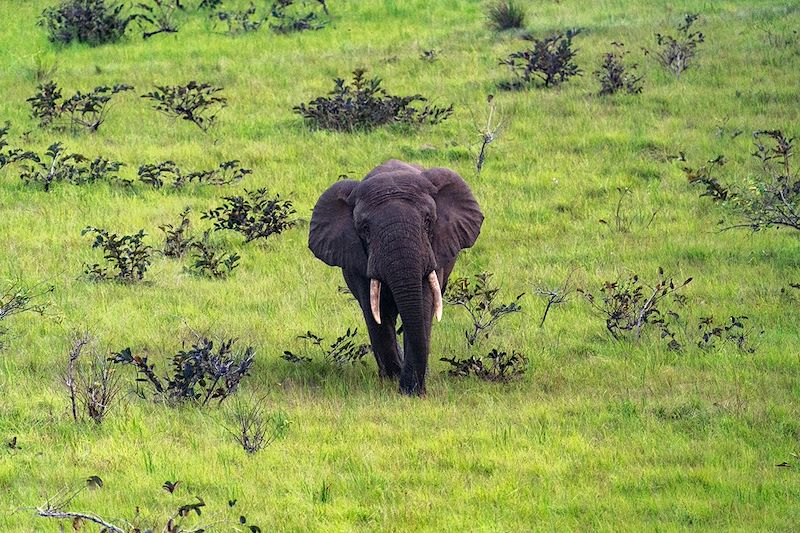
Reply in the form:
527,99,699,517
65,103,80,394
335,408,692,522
355,174,433,203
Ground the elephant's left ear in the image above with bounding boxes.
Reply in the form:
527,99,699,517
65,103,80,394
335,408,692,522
423,168,484,267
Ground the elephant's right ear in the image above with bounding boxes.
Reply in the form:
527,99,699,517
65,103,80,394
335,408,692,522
308,180,367,273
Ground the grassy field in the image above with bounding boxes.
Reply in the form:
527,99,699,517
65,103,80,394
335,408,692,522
1,0,799,530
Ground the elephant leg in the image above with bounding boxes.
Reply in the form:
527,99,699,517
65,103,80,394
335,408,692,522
343,270,403,379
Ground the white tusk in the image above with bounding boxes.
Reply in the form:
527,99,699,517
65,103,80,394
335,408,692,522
370,279,382,324
428,271,443,322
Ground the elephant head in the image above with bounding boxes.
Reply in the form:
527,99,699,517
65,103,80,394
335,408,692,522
309,160,483,394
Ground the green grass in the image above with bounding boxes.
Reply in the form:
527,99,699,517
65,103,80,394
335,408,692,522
1,0,799,530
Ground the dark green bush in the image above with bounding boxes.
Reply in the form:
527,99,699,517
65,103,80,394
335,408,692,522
39,0,135,45
499,29,582,89
82,226,153,282
294,69,453,131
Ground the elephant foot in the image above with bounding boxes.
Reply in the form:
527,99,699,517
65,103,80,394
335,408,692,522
399,376,426,396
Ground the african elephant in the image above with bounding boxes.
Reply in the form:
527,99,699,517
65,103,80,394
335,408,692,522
308,160,484,395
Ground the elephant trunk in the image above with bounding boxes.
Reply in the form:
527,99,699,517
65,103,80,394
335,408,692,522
370,272,441,325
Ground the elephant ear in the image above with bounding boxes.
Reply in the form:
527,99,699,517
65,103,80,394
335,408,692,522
308,180,367,273
423,168,484,267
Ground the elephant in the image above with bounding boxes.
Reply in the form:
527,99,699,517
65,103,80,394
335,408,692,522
308,160,484,395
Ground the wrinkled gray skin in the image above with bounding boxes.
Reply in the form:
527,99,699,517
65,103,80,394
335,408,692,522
309,160,483,395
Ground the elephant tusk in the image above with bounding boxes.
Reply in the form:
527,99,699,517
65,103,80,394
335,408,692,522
370,279,382,324
429,271,443,322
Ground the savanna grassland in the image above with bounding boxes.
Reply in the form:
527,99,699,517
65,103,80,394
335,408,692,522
0,0,799,530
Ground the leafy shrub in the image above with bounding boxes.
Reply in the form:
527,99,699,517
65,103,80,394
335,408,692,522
226,397,289,453
111,336,255,405
444,271,523,347
734,130,799,232
419,49,440,62
486,0,525,32
141,81,227,132
697,315,760,353
214,4,263,34
12,143,123,192
203,188,297,243
293,68,454,132
441,348,527,382
139,159,251,189
27,81,133,132
136,0,183,38
64,333,122,424
595,42,643,95
282,328,371,367
0,280,53,350
82,226,153,282
159,207,194,257
35,478,265,532
684,155,731,202
0,122,26,169
499,29,582,89
198,0,222,9
39,0,135,45
689,131,799,232
189,231,241,278
269,0,330,34
648,13,705,78
578,268,692,342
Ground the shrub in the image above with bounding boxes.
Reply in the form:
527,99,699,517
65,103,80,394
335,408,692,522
697,315,760,353
34,479,265,531
594,42,643,95
189,231,241,278
12,143,124,192
684,155,731,202
139,159,251,189
499,29,582,89
441,348,527,382
214,4,264,34
649,13,705,78
39,0,135,45
27,81,133,132
282,328,371,367
533,269,577,327
64,333,122,424
444,271,523,347
689,131,799,232
203,188,297,243
141,81,227,132
81,226,153,282
486,0,525,32
269,0,329,34
226,397,289,453
419,49,440,63
110,336,255,405
159,207,194,257
0,122,26,169
578,267,692,342
136,0,183,39
0,280,53,350
293,68,454,132
474,94,508,174
733,130,799,232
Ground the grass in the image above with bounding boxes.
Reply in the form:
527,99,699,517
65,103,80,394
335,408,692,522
1,0,799,530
